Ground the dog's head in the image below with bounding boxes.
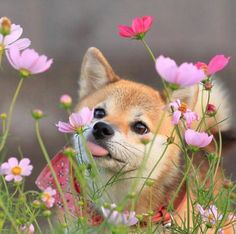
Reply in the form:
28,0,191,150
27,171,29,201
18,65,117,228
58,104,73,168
74,47,199,175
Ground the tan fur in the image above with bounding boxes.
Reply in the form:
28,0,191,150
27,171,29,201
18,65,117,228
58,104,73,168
74,47,235,232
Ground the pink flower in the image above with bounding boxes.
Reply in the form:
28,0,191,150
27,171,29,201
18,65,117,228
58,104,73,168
0,17,30,51
101,203,138,226
196,204,223,225
56,107,93,134
41,187,56,208
118,16,153,39
156,55,206,87
169,99,198,127
184,129,213,148
0,157,33,182
60,94,72,107
6,46,53,77
196,55,230,76
20,223,35,234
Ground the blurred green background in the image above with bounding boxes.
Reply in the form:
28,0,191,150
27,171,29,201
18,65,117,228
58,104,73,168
0,0,235,187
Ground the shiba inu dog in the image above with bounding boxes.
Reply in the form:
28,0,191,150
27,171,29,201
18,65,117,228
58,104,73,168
73,47,235,232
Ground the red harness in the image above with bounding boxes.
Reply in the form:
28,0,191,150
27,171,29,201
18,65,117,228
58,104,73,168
36,152,186,227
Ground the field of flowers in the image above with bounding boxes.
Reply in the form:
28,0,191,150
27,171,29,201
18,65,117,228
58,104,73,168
0,16,235,233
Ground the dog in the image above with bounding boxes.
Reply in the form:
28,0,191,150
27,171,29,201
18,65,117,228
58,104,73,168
62,47,235,233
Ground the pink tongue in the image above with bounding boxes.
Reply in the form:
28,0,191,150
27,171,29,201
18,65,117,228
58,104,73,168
87,141,109,157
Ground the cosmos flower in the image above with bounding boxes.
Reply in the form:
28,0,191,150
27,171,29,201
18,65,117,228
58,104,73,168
0,17,30,51
101,203,138,226
6,46,53,77
56,107,93,134
118,16,153,39
41,187,56,208
0,157,33,182
169,99,199,127
195,55,230,76
19,223,35,234
196,204,223,225
184,129,213,148
155,55,206,87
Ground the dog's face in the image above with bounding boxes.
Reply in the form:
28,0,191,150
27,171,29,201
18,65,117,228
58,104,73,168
74,47,198,175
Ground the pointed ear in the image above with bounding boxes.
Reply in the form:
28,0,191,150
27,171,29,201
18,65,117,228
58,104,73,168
171,85,199,109
78,47,120,99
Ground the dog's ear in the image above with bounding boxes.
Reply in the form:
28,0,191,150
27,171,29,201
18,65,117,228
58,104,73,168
171,85,199,109
78,47,119,99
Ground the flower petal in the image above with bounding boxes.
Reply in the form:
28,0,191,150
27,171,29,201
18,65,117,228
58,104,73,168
8,38,31,50
4,26,23,45
56,121,75,133
156,55,178,83
6,46,21,69
8,157,18,167
118,25,135,38
207,55,230,76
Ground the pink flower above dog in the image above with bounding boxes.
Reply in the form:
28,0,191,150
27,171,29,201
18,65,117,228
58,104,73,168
6,46,53,78
101,203,138,226
0,157,33,182
41,187,56,208
184,129,213,148
156,55,206,87
0,17,31,51
169,99,198,127
60,94,72,108
196,55,230,76
56,107,93,134
118,16,153,39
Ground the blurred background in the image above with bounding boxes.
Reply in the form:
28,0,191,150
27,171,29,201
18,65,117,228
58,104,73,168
0,0,235,188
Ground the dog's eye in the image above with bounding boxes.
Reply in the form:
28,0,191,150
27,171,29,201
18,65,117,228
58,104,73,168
132,121,150,135
94,108,106,119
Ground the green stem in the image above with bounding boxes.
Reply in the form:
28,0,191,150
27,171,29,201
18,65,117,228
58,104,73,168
0,78,24,152
0,197,21,234
35,120,70,216
141,38,171,101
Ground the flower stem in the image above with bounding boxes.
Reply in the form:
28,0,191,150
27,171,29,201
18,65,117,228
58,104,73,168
0,78,24,152
0,196,21,234
35,120,70,216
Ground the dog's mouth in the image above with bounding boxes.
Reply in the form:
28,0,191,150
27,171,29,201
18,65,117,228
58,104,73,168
86,141,126,164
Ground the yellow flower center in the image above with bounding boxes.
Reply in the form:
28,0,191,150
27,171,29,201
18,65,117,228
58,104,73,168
178,102,188,113
208,214,214,221
11,166,22,175
42,193,51,202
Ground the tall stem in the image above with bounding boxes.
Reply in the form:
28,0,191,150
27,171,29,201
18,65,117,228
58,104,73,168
35,120,70,216
0,78,24,152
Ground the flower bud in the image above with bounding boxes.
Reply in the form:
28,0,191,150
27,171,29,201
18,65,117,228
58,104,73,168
204,82,213,90
140,136,150,145
42,210,52,217
0,113,7,120
147,210,154,216
145,179,155,187
206,104,217,117
128,192,136,199
63,147,76,158
167,136,175,144
60,95,72,109
136,214,144,221
223,179,234,189
31,109,44,120
102,202,110,209
0,17,11,36
32,200,41,208
78,200,84,206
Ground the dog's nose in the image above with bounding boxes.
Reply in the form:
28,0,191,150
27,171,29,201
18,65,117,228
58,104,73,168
93,122,114,140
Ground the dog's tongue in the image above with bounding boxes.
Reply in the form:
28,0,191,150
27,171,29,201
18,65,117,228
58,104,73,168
87,141,109,157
